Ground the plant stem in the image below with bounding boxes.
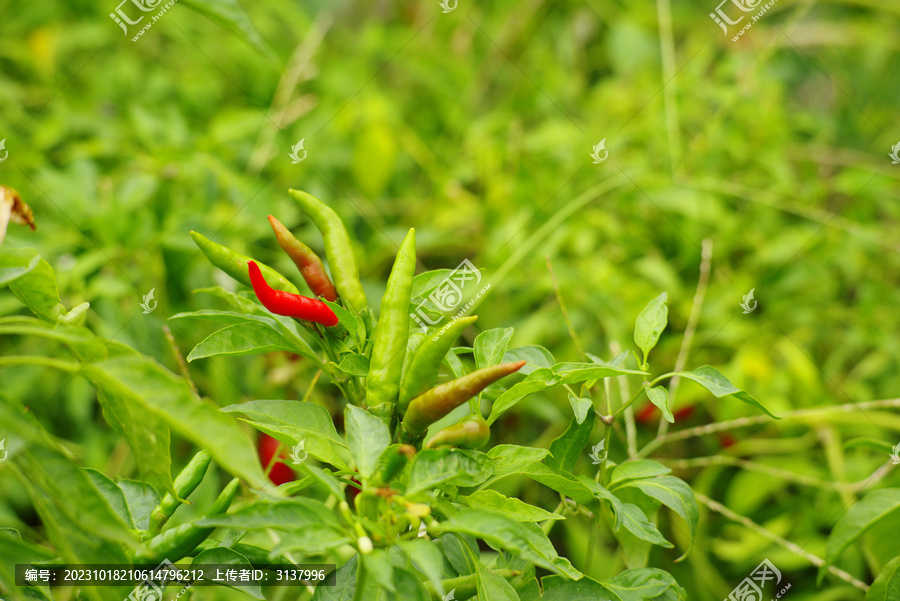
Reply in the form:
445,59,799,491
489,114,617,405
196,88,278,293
545,255,584,357
659,238,711,438
638,397,900,458
695,492,869,592
353,558,367,601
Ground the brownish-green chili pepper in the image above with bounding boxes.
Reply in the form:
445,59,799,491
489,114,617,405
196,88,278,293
148,450,211,534
190,230,298,294
426,414,491,449
365,229,416,415
267,215,338,301
401,360,526,437
398,315,478,412
248,261,339,326
288,190,368,313
144,477,240,563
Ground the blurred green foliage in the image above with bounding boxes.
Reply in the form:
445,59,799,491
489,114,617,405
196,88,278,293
1,0,899,599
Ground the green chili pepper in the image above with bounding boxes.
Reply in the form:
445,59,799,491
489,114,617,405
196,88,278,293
267,215,338,301
143,477,240,563
377,444,416,484
149,450,211,534
288,190,368,313
190,231,298,294
365,228,416,415
398,315,478,412
426,414,490,449
402,360,526,437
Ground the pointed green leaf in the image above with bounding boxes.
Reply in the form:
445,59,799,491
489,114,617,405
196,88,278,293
602,568,687,600
672,365,777,418
477,561,519,601
436,509,582,579
820,489,900,584
633,292,668,363
546,411,596,473
475,328,515,370
867,555,900,601
643,383,672,423
345,405,391,480
222,400,349,471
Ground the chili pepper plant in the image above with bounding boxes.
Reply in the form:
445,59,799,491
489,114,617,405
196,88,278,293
0,189,780,600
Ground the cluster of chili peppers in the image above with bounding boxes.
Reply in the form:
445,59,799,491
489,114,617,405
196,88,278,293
192,190,526,485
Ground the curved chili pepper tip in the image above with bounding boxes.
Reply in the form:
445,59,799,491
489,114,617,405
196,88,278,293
248,260,339,327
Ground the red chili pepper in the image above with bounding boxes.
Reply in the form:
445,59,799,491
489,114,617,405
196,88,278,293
257,433,296,486
248,261,339,326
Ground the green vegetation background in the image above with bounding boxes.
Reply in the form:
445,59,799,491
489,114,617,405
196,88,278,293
1,0,899,599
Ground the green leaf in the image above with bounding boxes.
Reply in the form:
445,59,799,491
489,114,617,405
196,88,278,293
608,461,671,487
584,480,672,548
187,321,322,367
633,292,667,364
567,392,593,424
333,354,370,377
296,464,345,499
410,269,455,301
843,438,895,453
487,363,644,425
671,365,777,418
180,0,274,57
436,509,582,579
221,399,349,471
820,488,900,584
5,252,70,323
475,328,515,370
504,345,555,375
477,561,520,601
0,247,40,286
643,383,672,423
83,468,136,529
312,555,357,601
271,526,353,556
614,476,698,559
867,555,900,601
546,411,596,473
116,479,160,531
399,539,446,597
83,356,268,489
602,568,686,600
519,463,596,505
487,445,551,477
344,405,391,480
537,575,620,601
462,490,563,522
406,449,495,495
95,382,174,497
323,299,365,348
193,547,264,599
364,549,396,593
198,498,341,530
